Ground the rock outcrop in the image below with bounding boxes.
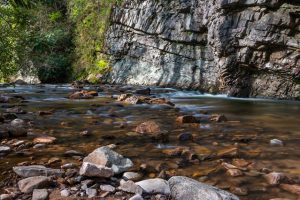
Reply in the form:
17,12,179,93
105,0,300,99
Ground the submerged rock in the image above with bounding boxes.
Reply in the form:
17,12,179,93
13,165,63,178
33,136,56,144
176,116,199,124
69,90,97,99
81,146,133,175
18,176,51,193
135,121,161,134
168,176,239,200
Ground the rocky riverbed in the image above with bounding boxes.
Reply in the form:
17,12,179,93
0,83,300,200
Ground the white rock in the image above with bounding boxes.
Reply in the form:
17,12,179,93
129,194,144,200
32,189,49,200
100,184,116,192
118,180,143,195
10,119,25,127
270,139,283,146
86,188,97,198
60,189,70,197
0,146,11,154
123,172,142,181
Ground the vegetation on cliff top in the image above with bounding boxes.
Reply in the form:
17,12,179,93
0,0,121,83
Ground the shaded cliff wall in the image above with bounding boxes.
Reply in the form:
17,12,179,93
105,0,300,99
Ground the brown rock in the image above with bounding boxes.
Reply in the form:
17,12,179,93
176,116,199,124
210,114,227,122
264,172,286,186
280,184,300,195
232,159,251,168
135,121,161,134
217,147,238,158
227,169,243,177
33,136,56,144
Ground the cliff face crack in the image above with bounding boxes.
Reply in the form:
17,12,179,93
105,0,300,99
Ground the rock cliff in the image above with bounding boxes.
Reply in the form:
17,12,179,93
105,0,300,99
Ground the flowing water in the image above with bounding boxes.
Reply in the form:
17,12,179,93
1,84,300,200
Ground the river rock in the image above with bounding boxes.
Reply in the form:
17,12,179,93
79,162,114,178
18,176,51,193
270,139,284,146
0,146,11,155
13,165,63,178
100,184,116,193
177,133,193,141
129,194,144,200
86,188,97,198
60,189,70,197
210,114,227,122
10,119,25,127
32,189,49,200
264,172,286,186
135,121,161,134
82,146,133,174
69,91,95,99
176,116,199,124
123,172,142,181
0,194,14,200
280,184,300,195
136,178,170,195
33,136,56,144
168,176,239,200
118,180,143,195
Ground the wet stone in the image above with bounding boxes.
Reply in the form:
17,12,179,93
33,136,56,144
32,189,49,200
270,139,284,146
264,172,286,186
13,165,63,178
18,176,51,193
136,178,170,195
118,180,143,195
60,189,70,197
177,132,193,141
123,172,142,181
176,116,199,124
100,184,116,193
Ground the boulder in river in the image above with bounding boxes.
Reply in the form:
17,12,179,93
168,176,239,200
79,162,114,178
13,165,63,178
136,178,170,195
18,176,52,193
81,146,133,175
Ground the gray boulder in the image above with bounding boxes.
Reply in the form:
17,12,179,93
79,162,114,178
32,189,49,200
136,178,170,195
18,176,51,193
13,165,63,178
82,146,133,174
168,176,239,200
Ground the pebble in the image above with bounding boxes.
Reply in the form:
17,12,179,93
129,194,144,200
60,189,70,197
86,188,97,198
270,139,283,146
32,189,49,200
123,172,142,181
100,184,116,193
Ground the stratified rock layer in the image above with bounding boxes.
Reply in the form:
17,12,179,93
106,0,300,99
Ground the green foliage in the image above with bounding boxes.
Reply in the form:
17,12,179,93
68,0,121,80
